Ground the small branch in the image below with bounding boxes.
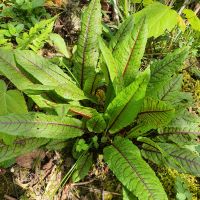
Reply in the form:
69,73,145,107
71,179,95,186
78,186,121,196
194,3,200,15
178,0,190,15
112,0,120,24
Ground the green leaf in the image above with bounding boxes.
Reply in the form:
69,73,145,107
0,48,59,108
72,153,93,183
141,143,200,176
105,68,150,134
83,71,104,95
134,2,179,38
22,84,56,95
0,80,27,115
146,47,189,97
104,137,168,200
68,104,98,119
152,74,183,101
14,50,86,101
16,17,55,51
159,126,200,136
109,15,134,51
73,0,102,89
123,187,138,200
128,97,174,138
0,133,16,146
113,18,148,86
0,158,15,168
183,9,200,32
138,98,175,127
0,80,28,145
152,74,193,106
0,48,33,90
86,113,106,133
14,50,73,85
98,37,123,92
156,132,198,146
0,138,49,163
156,110,200,145
175,177,192,200
49,33,71,58
0,113,84,139
45,139,69,150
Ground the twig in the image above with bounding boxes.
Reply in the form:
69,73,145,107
78,186,121,196
4,195,17,200
194,3,200,15
178,0,191,15
71,179,95,186
112,0,120,24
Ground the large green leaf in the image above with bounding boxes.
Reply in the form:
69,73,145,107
113,18,148,86
167,109,200,129
73,0,102,90
146,47,189,97
105,68,150,134
72,153,93,183
141,143,200,176
138,98,175,126
0,113,84,139
134,2,179,38
154,74,182,101
156,127,199,146
0,80,27,144
15,50,73,85
0,48,59,108
14,50,86,101
99,37,123,93
0,80,28,145
0,48,33,90
128,97,175,138
0,138,49,163
0,80,27,115
123,187,138,200
109,15,134,51
104,137,167,200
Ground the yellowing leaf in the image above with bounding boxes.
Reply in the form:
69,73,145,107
177,15,186,32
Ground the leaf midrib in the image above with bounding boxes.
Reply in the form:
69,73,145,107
0,120,83,130
122,19,145,77
160,75,181,100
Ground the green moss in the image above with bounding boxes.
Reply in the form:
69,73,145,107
183,70,200,115
157,167,199,199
